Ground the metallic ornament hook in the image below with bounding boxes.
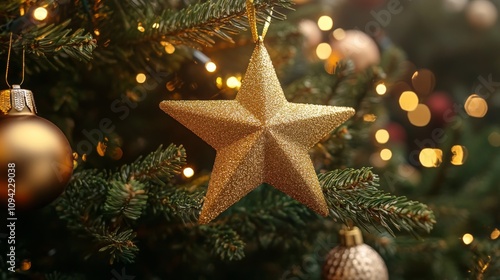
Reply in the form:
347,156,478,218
5,32,25,88
246,0,273,43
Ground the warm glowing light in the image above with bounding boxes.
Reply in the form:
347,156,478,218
462,233,474,245
20,259,31,271
399,91,419,111
136,73,146,84
205,61,217,72
451,145,468,165
491,228,500,240
408,104,431,127
96,140,108,157
332,28,346,40
375,129,390,144
215,77,223,89
137,23,145,32
226,76,241,89
380,149,392,161
164,43,175,54
375,82,387,95
316,43,332,60
33,7,48,21
488,131,500,147
94,29,100,36
109,147,123,160
419,148,443,168
183,167,194,178
152,22,160,29
465,94,488,118
363,114,377,122
317,16,333,31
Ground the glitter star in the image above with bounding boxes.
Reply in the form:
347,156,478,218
160,42,355,224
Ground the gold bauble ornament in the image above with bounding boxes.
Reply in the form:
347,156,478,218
160,40,355,224
327,30,380,73
322,227,388,280
0,85,73,210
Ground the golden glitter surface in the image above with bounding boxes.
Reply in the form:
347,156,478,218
322,243,389,280
160,42,355,224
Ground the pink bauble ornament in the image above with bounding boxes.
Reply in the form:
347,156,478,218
327,30,380,72
299,20,323,48
466,0,498,29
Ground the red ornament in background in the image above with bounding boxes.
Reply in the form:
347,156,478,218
385,122,407,143
427,91,454,126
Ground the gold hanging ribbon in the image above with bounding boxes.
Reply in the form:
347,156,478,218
246,0,273,43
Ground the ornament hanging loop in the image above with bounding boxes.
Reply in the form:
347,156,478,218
5,32,25,88
246,0,273,43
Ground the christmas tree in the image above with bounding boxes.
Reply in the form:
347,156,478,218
0,0,498,279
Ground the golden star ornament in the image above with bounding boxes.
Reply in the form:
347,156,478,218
160,41,355,224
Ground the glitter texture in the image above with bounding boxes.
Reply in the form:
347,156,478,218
322,244,389,280
160,42,355,224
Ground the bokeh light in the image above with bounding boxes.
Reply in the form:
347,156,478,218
375,82,387,95
380,148,392,161
205,62,217,72
375,129,390,144
226,76,241,89
215,77,223,89
183,167,195,178
462,233,474,245
411,69,435,96
316,43,332,60
419,148,443,167
491,228,500,240
163,42,175,54
408,104,431,127
137,23,145,32
488,131,500,147
465,94,488,118
317,15,333,31
33,7,48,21
136,73,146,84
451,145,467,165
20,259,31,271
332,28,346,40
363,114,377,122
399,91,419,111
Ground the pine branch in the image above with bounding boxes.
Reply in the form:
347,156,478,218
149,186,204,222
320,168,436,236
104,180,148,221
119,144,186,184
93,227,139,264
122,0,294,48
199,224,246,261
1,20,96,67
222,185,318,248
55,169,110,230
